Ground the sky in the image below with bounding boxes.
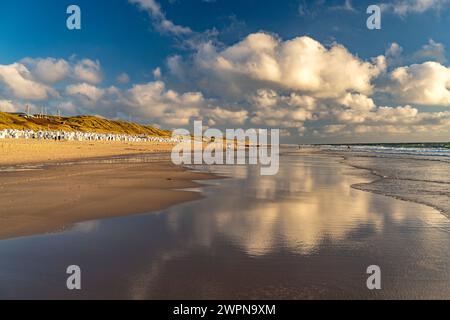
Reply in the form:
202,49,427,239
1,0,450,143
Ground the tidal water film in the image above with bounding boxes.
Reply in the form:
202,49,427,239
1,151,449,299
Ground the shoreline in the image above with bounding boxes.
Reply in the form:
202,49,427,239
324,150,450,218
0,151,217,240
4,143,448,241
350,165,450,218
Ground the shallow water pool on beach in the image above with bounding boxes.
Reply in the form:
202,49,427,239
1,153,450,299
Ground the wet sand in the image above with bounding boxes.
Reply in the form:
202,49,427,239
327,151,450,217
0,139,177,166
2,152,450,299
0,157,214,240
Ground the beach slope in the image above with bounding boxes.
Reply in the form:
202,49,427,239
0,159,213,240
0,139,177,165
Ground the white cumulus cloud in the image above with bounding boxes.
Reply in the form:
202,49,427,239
383,61,450,106
73,59,102,84
179,32,385,99
66,83,105,105
0,63,57,100
21,57,70,84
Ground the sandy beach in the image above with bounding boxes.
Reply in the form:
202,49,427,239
2,151,450,299
0,139,179,166
0,141,215,240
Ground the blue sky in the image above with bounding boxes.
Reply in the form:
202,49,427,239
1,0,450,143
3,0,449,76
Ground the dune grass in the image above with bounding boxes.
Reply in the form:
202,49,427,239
0,112,171,137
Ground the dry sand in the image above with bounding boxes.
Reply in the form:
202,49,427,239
0,139,216,240
0,139,177,165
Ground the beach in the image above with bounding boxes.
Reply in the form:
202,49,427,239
0,140,450,299
322,147,450,218
1,148,450,299
5,0,450,304
0,144,214,240
0,139,178,166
